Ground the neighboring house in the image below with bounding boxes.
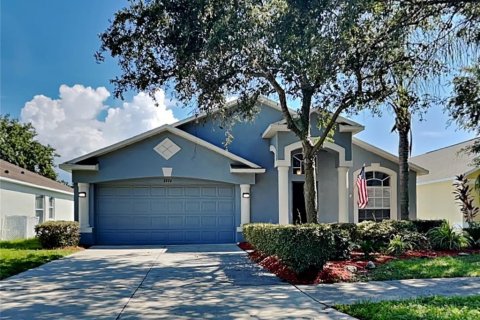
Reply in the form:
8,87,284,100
60,96,428,245
0,160,74,240
411,138,480,227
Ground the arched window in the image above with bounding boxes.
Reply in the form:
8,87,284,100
358,171,391,222
292,152,304,175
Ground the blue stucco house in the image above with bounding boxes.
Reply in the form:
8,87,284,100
60,96,428,245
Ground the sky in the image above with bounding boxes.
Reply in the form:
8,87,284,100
1,0,476,181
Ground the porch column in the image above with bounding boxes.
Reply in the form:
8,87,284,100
78,183,92,232
240,184,251,226
277,165,290,224
337,166,349,223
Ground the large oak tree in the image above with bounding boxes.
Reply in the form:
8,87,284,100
98,0,455,222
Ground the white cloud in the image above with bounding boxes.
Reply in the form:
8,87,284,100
21,84,177,164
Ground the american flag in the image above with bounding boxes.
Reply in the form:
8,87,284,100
357,166,368,209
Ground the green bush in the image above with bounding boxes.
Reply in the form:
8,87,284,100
411,219,445,234
386,235,413,256
427,221,469,250
35,221,80,249
356,221,397,250
243,223,335,274
330,223,357,260
401,231,431,250
464,222,480,248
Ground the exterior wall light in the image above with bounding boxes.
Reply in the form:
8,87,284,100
242,193,250,198
296,169,302,175
78,192,87,198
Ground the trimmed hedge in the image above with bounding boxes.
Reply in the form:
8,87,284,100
464,224,480,248
243,223,335,274
411,219,445,234
35,221,80,249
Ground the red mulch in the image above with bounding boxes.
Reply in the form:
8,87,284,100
238,242,480,285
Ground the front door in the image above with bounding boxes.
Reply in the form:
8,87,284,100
292,182,306,224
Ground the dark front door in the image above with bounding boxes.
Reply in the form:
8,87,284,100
292,182,306,224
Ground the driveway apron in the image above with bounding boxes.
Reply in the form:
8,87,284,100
0,244,352,320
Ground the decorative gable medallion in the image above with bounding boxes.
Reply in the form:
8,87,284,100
154,138,181,160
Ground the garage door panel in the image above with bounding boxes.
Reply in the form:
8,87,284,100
185,201,201,212
151,187,166,196
201,187,217,197
218,201,234,213
218,216,234,227
218,187,234,197
96,184,235,244
201,201,216,212
185,216,201,227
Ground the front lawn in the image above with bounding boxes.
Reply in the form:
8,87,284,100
0,238,81,280
365,255,480,281
336,295,480,320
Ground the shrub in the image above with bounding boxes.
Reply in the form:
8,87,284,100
386,235,413,256
427,221,469,250
400,231,431,250
411,220,445,234
243,223,335,274
330,223,357,260
356,220,397,250
35,221,80,249
464,222,480,248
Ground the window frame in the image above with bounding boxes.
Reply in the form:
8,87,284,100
48,197,55,220
35,195,45,223
353,164,397,223
292,152,305,175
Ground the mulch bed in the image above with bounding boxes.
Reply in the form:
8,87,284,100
238,242,480,285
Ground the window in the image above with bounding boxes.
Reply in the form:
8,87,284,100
35,195,45,223
358,171,391,222
48,197,55,219
292,152,304,175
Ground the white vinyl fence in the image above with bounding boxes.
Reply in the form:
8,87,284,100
0,215,39,240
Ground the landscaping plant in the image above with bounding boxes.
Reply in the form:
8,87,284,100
35,221,80,249
386,235,413,256
427,221,469,250
464,222,480,248
243,223,335,274
453,174,479,223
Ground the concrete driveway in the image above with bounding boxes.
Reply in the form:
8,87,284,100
0,244,352,319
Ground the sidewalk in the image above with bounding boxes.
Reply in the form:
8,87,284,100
297,277,480,306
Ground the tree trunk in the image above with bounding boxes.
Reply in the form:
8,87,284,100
303,144,318,223
398,128,410,220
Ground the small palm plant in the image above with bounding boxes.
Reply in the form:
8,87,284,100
386,235,413,256
427,221,470,250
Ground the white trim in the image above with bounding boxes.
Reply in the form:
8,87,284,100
337,166,349,223
353,165,398,223
230,168,266,173
62,125,262,170
78,183,92,232
417,177,455,186
339,124,365,134
240,184,251,227
353,138,429,175
262,124,290,139
162,167,173,177
0,176,74,195
277,165,290,225
59,164,99,172
283,140,353,168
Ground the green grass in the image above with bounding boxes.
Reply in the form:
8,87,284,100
365,255,480,281
336,295,480,320
0,238,80,280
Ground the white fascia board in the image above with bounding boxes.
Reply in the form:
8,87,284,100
353,138,429,175
59,164,99,173
261,124,290,139
230,168,266,173
339,124,365,134
0,176,74,196
417,177,455,186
